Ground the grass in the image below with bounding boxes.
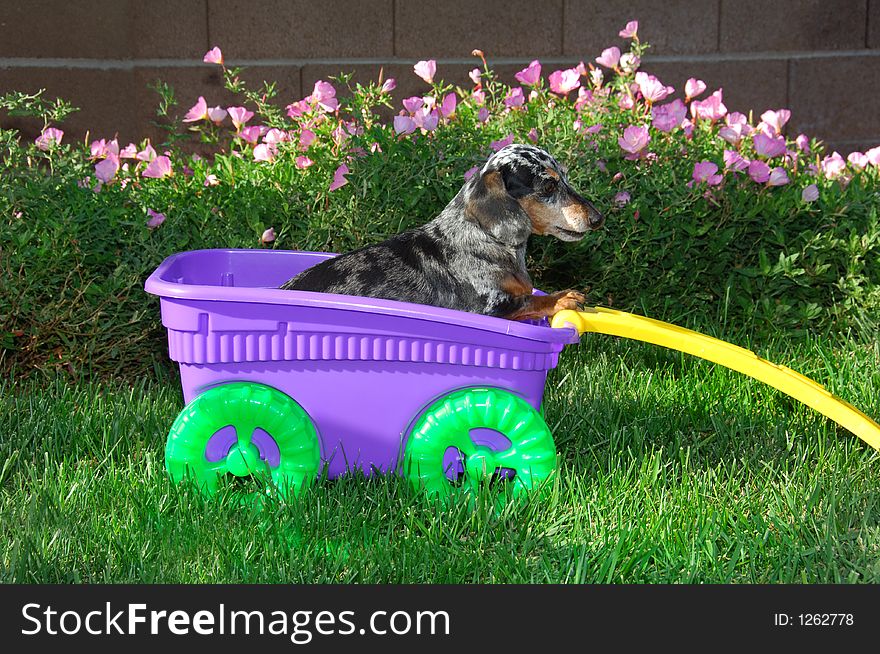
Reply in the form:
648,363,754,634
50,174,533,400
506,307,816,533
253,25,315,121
2,332,878,583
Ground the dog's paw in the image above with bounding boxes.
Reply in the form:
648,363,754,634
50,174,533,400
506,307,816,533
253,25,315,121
551,289,585,314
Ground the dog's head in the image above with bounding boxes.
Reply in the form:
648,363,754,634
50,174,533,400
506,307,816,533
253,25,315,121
463,143,604,246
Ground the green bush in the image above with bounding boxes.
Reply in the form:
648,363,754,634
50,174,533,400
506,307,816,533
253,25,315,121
2,31,879,379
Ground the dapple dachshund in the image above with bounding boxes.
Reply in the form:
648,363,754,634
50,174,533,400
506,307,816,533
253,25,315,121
281,144,604,321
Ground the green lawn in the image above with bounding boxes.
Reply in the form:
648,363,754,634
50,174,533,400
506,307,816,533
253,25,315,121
2,333,878,583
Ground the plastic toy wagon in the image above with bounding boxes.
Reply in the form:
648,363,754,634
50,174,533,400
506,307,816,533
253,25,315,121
145,248,880,500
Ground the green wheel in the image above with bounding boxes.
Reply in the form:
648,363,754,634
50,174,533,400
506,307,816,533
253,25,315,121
403,387,557,500
165,382,321,497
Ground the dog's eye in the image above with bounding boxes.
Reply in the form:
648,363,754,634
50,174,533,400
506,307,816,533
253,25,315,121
539,180,557,197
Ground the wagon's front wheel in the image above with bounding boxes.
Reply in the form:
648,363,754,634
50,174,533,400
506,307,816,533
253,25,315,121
403,387,557,501
165,382,321,498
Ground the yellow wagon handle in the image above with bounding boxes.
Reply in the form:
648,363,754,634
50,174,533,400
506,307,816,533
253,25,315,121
551,307,880,452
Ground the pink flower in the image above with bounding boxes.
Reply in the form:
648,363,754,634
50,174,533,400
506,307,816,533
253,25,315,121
263,128,287,145
477,107,490,123
183,96,208,122
331,123,348,146
635,72,673,104
595,47,621,69
402,96,424,113
691,89,727,121
329,164,349,191
747,160,770,183
759,109,791,135
618,125,650,155
381,78,396,93
718,125,743,146
393,114,417,135
490,134,515,151
515,60,542,86
796,134,811,154
768,167,790,186
681,118,695,138
227,106,254,131
821,152,846,179
801,184,819,202
651,99,687,132
204,174,219,186
238,125,265,144
294,129,314,151
146,209,166,229
685,78,706,101
119,143,138,159
260,227,276,244
865,145,880,166
35,127,63,150
847,152,868,170
753,133,787,158
203,47,223,65
207,106,228,124
575,87,595,110
94,154,119,183
723,149,749,172
726,112,751,130
136,143,156,162
619,20,638,38
286,99,310,119
439,92,457,118
618,93,634,110
413,59,437,84
415,108,440,132
613,191,631,206
309,80,339,113
619,53,640,74
469,68,482,86
548,68,581,95
504,87,525,108
471,89,486,105
464,165,480,180
527,128,539,143
253,143,276,162
295,156,314,169
690,161,723,187
142,155,172,179
90,138,111,159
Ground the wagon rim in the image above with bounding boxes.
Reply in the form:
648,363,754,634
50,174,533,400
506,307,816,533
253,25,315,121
165,381,321,498
403,387,557,501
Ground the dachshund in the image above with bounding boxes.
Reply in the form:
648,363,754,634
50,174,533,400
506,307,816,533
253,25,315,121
280,144,604,321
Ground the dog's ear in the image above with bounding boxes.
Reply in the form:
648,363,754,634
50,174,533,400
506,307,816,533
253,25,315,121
464,169,532,245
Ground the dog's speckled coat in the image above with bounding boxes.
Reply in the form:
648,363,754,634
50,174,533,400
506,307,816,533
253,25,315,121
281,144,604,320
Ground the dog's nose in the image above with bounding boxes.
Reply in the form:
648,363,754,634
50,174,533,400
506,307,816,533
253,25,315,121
588,208,605,229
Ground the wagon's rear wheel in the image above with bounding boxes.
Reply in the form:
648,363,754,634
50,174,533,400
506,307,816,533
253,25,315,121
165,382,321,498
403,387,557,501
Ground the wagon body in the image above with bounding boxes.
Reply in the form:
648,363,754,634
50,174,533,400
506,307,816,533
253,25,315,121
145,249,579,480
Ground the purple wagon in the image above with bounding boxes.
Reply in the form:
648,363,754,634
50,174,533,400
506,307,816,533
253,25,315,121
145,248,580,498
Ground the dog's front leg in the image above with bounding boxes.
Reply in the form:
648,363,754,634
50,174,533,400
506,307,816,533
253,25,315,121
501,290,585,321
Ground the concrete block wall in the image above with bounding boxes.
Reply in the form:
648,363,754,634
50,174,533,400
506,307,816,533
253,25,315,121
1,0,878,154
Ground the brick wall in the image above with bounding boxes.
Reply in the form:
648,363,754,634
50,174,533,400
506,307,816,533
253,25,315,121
1,0,878,154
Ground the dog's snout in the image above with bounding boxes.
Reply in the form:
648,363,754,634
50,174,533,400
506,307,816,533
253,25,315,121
578,196,604,230
566,187,604,231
